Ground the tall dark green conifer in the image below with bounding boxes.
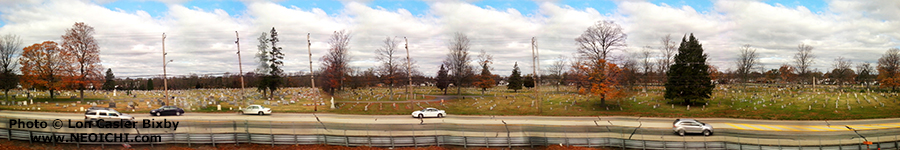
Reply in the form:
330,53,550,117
664,34,714,105
102,68,115,90
146,79,154,90
435,64,450,95
507,62,523,92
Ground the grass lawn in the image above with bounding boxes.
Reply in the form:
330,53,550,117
2,85,898,120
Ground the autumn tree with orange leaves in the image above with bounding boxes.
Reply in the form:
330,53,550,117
571,59,622,105
778,64,797,83
878,48,900,91
19,41,74,99
62,22,103,101
320,30,352,94
473,50,494,96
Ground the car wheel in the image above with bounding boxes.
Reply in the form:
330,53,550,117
438,114,443,118
177,112,182,116
156,112,161,116
259,111,264,115
678,130,685,136
418,114,424,118
703,130,711,136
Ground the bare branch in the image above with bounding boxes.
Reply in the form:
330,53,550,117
575,20,627,61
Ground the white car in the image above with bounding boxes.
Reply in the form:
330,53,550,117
241,105,272,115
411,108,446,118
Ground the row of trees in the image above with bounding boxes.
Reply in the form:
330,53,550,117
0,22,103,102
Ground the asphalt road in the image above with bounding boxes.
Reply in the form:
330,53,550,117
2,110,897,141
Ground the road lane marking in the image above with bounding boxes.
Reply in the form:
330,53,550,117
809,126,839,131
726,123,747,130
757,125,782,131
776,125,800,131
795,126,824,131
740,124,764,130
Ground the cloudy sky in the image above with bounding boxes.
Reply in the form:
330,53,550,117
1,0,898,78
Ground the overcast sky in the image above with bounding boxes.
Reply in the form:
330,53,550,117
1,0,898,78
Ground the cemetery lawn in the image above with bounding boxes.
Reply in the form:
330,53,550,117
1,85,899,120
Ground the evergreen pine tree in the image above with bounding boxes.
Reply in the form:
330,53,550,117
507,62,523,92
146,79,154,91
664,34,714,105
102,68,115,90
436,65,450,95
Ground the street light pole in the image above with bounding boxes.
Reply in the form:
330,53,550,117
162,33,169,106
308,33,315,88
405,37,411,100
236,31,245,105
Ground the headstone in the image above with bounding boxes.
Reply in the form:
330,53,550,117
109,102,116,108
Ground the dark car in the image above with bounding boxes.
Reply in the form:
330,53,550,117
150,106,184,116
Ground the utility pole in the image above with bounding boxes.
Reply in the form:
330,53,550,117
405,37,411,100
162,33,169,106
235,31,244,105
532,37,540,114
308,33,315,88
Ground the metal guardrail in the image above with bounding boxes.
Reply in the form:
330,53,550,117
3,117,900,149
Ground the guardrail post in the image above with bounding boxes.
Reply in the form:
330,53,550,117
210,120,215,147
389,127,394,149
187,121,192,147
344,129,348,147
233,121,238,146
366,124,371,147
269,121,274,147
293,122,297,145
484,124,488,148
28,130,32,144
434,123,439,147
245,120,250,144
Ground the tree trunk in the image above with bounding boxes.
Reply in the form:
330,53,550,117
456,84,461,96
4,89,9,103
50,89,55,99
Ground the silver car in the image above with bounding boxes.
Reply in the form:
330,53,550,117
673,119,713,136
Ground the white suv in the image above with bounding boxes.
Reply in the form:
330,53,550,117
673,119,713,136
84,108,134,123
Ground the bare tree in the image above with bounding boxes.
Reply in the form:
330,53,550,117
794,43,815,82
575,20,627,61
735,44,759,83
320,30,352,94
0,34,22,102
656,34,676,82
545,55,567,92
638,46,654,87
639,46,654,75
376,36,400,95
855,62,875,88
61,22,102,101
444,32,473,96
829,57,854,87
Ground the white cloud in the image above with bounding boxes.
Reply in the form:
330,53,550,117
1,0,898,78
